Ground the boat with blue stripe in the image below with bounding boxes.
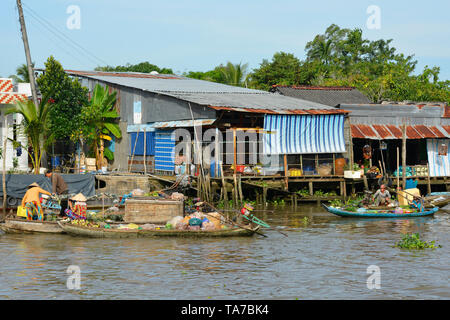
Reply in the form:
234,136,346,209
322,204,439,218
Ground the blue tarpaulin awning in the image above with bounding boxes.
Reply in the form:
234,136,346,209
263,114,346,155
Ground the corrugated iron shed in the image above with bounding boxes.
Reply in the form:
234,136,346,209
64,70,348,115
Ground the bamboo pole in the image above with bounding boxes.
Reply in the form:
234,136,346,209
396,147,400,190
220,162,228,202
402,123,407,190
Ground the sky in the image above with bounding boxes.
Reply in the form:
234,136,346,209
1,0,450,81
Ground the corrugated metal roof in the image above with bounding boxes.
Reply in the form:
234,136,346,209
272,85,371,106
351,124,450,139
64,70,347,114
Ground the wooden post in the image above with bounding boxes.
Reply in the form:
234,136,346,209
396,147,400,190
284,154,288,190
220,163,227,202
363,175,369,190
332,153,336,175
263,187,267,206
2,137,7,220
402,123,407,190
233,128,237,175
309,181,313,196
233,174,238,207
300,154,303,174
143,128,147,175
237,175,243,204
426,163,432,195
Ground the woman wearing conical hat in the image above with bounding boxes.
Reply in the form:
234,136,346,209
65,193,87,220
21,182,52,221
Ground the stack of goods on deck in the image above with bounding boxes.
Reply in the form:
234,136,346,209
165,212,227,231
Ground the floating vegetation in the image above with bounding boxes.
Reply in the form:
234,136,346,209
395,233,441,250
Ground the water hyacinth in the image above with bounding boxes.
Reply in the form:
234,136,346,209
395,233,441,250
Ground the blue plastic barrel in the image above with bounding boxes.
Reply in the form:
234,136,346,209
51,156,61,167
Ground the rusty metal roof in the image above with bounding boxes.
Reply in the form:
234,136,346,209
351,124,450,139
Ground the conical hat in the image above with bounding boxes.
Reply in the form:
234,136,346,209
28,182,40,188
70,193,87,202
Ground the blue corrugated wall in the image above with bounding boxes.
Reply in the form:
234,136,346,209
154,129,175,172
129,132,155,156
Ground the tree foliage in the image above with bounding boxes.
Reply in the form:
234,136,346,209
9,63,34,83
95,61,173,74
36,56,89,142
81,84,122,168
184,62,250,87
5,93,54,174
248,24,450,103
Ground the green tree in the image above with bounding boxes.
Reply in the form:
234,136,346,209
81,84,122,169
219,62,250,87
5,93,54,174
36,56,89,142
95,61,173,74
249,52,304,90
9,63,34,83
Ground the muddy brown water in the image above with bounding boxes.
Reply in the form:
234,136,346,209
0,204,449,300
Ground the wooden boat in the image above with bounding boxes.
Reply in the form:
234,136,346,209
0,218,64,234
424,193,450,207
322,204,439,218
57,221,261,238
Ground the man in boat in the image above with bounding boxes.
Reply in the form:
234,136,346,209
44,169,69,217
372,184,392,206
21,182,52,221
240,203,254,224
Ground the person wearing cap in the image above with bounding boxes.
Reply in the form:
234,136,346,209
21,182,52,221
65,193,87,220
44,169,69,216
372,184,391,206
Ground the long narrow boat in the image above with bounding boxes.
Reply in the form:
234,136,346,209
57,221,261,238
322,204,439,218
0,218,64,234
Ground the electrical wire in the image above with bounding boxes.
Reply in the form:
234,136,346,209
21,2,110,67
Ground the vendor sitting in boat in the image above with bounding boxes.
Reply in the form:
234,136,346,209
410,196,424,212
21,182,52,221
372,184,392,206
65,193,87,220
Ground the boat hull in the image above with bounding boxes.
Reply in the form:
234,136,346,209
322,204,438,218
58,222,260,238
0,218,64,234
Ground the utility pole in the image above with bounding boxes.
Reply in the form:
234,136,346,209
16,0,39,106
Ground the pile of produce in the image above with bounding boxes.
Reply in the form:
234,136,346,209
71,219,100,228
165,212,228,231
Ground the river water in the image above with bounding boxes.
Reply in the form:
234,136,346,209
0,204,449,300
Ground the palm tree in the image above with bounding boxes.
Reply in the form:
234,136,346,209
82,84,122,169
5,93,53,174
309,37,333,65
219,62,250,87
9,63,34,83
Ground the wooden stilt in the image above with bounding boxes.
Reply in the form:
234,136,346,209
309,181,313,196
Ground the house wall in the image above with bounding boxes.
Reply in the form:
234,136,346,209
76,77,216,171
0,109,29,172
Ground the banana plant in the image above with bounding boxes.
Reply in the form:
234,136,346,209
81,84,121,169
5,92,54,174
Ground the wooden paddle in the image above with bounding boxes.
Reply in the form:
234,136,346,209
203,201,288,238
